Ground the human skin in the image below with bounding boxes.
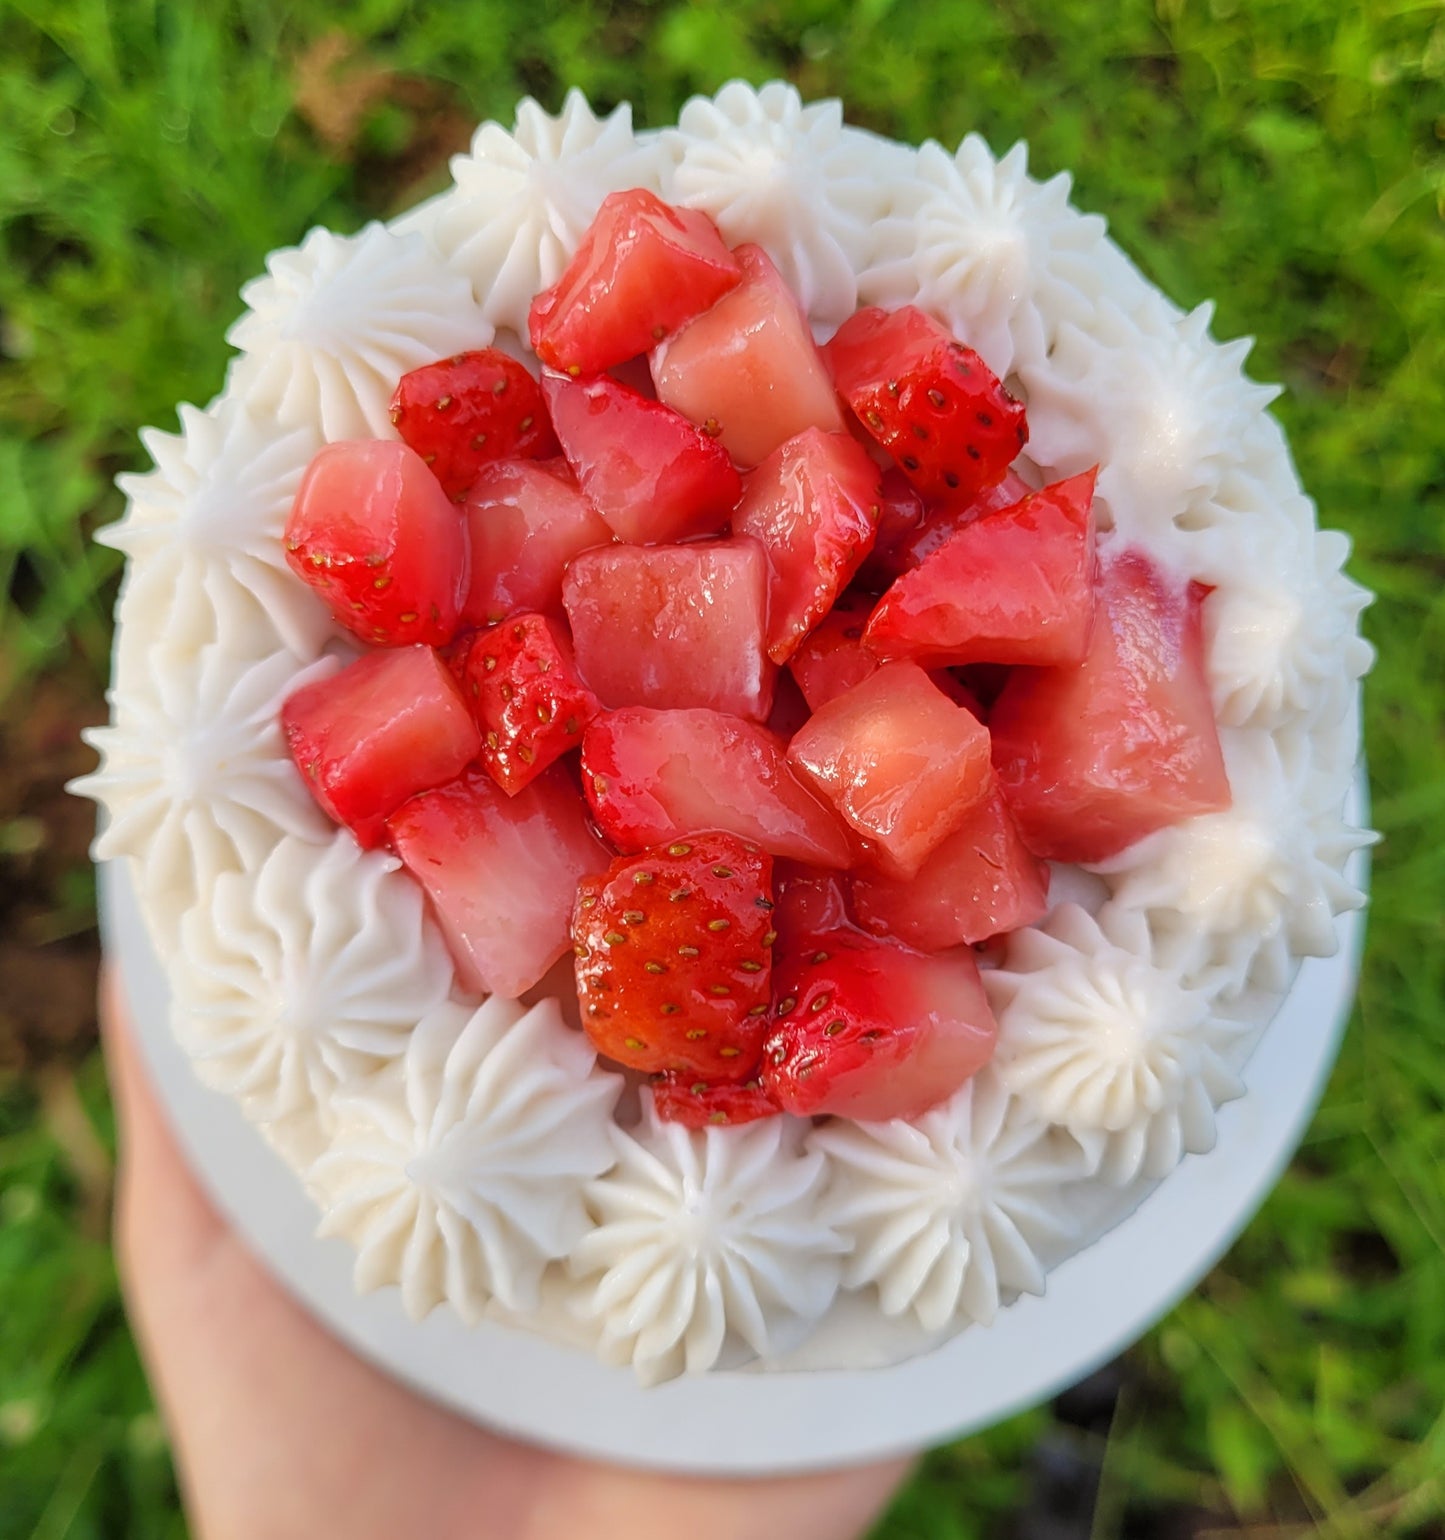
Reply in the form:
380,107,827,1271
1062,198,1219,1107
99,968,913,1540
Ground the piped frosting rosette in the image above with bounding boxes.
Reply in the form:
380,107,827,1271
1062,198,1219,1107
78,82,1373,1382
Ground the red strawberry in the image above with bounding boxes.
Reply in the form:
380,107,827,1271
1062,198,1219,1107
284,440,467,648
824,306,1027,503
282,645,481,848
651,1075,781,1129
863,469,1032,588
452,614,600,795
389,349,559,500
574,833,776,1079
786,591,878,712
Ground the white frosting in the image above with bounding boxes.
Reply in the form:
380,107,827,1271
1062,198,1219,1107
663,81,898,325
309,997,620,1321
568,1104,844,1385
860,137,1117,380
169,833,454,1126
227,222,493,441
813,1071,1089,1329
432,90,667,336
986,906,1250,1185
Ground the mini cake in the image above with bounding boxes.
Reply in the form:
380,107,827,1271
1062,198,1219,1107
76,81,1374,1386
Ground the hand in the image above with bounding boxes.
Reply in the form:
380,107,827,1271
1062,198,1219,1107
100,967,913,1540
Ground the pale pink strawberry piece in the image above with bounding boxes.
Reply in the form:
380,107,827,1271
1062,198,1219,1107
865,470,1098,668
541,370,741,544
387,764,609,999
732,428,882,663
282,645,480,849
786,591,877,712
762,883,997,1121
850,780,1050,950
562,538,775,721
461,459,612,626
528,189,742,374
990,545,1232,863
787,661,993,879
582,706,853,867
650,243,845,468
284,440,467,648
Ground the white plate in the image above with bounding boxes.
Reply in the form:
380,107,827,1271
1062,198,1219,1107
100,787,1366,1476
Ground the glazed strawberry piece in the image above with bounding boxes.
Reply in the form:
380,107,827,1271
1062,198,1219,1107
850,781,1050,950
825,306,1027,503
864,469,1099,668
389,349,558,499
787,661,993,879
652,1075,781,1129
452,614,600,795
282,646,481,849
461,459,611,626
786,592,878,712
528,189,742,374
563,539,775,721
582,707,852,867
284,440,466,648
574,833,775,1079
732,428,882,663
651,243,845,467
856,468,926,588
541,371,741,543
990,545,1232,863
865,469,1032,587
388,765,608,999
762,871,997,1120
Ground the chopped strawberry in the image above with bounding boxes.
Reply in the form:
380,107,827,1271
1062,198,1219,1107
528,189,742,374
652,1075,781,1129
762,901,997,1121
389,349,558,500
388,765,608,999
765,669,813,740
284,440,467,648
865,469,1032,587
541,371,741,544
824,306,1027,503
282,646,481,848
787,661,993,879
461,459,612,626
864,469,1099,668
786,592,878,712
563,538,775,721
990,545,1232,862
651,243,845,468
856,467,926,588
850,780,1050,950
582,706,853,867
452,613,600,795
732,429,882,663
574,833,775,1079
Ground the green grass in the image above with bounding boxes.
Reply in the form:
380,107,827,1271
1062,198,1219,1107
2,1,1442,1534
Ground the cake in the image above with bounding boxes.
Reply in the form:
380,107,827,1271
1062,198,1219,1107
75,81,1375,1387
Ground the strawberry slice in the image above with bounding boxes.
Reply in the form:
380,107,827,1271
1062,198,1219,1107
282,645,481,849
541,371,741,544
850,780,1050,950
388,764,608,999
651,243,845,468
786,592,878,712
574,833,775,1079
651,1075,781,1129
787,661,993,879
563,538,775,721
864,469,1099,668
825,306,1027,503
528,189,742,374
461,459,612,627
389,349,559,500
732,428,882,663
582,707,853,867
452,613,600,795
863,469,1032,587
284,440,467,648
990,545,1232,862
762,874,997,1121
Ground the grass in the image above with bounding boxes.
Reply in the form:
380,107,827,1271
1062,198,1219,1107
1,0,1442,1534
